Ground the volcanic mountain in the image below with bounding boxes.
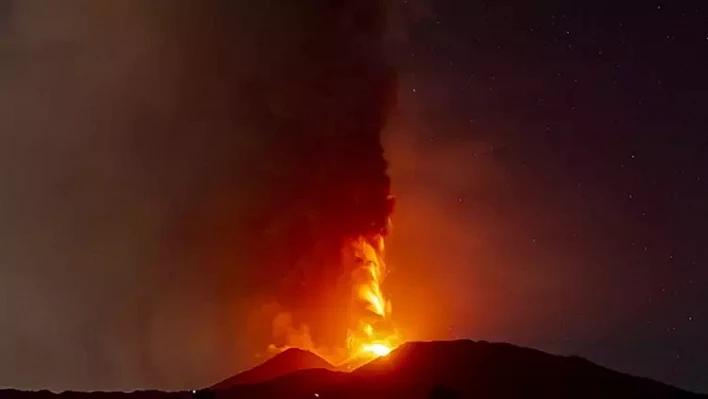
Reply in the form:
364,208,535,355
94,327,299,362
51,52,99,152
208,340,704,399
0,340,703,399
212,348,335,389
350,340,701,398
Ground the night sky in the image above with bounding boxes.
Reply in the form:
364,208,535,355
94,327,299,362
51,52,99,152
0,0,707,395
383,0,707,393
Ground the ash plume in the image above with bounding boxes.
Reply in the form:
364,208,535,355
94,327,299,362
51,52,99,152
0,0,400,391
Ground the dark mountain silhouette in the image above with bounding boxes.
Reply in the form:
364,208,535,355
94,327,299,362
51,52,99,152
209,340,704,399
211,347,335,389
1,340,704,399
350,340,702,398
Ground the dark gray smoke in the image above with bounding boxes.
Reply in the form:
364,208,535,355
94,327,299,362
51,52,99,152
0,0,400,392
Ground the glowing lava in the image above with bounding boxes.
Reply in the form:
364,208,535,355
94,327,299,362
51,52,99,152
345,233,401,361
363,343,392,357
265,227,401,365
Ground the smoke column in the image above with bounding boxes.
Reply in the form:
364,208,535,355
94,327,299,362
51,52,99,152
0,0,400,391
224,0,398,350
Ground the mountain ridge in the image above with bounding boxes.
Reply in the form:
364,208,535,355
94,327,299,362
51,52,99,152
211,339,704,398
0,340,703,399
212,347,335,389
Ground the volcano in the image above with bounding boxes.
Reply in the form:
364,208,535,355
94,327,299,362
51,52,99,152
206,340,703,399
1,340,704,399
351,340,701,398
212,348,335,389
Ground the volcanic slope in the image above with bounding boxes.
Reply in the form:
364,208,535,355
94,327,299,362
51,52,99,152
212,348,335,389
213,340,704,399
1,341,704,399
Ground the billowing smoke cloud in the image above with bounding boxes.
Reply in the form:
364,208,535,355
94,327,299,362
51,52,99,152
0,0,402,392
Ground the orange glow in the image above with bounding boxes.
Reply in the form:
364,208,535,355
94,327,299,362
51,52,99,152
344,233,401,362
265,226,402,367
363,343,392,357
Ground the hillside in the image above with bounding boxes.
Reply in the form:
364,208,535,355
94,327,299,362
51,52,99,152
2,340,704,399
212,348,335,389
213,340,704,399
